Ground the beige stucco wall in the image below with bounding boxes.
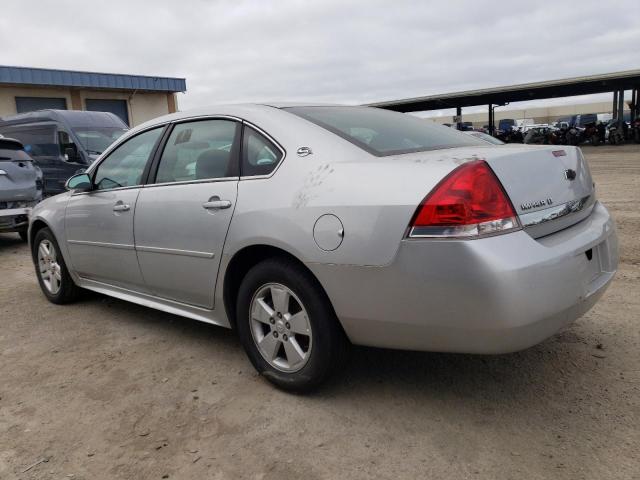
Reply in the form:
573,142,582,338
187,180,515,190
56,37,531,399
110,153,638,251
0,85,175,126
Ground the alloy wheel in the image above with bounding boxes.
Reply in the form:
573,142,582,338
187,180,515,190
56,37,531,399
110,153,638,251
249,283,313,372
37,239,62,294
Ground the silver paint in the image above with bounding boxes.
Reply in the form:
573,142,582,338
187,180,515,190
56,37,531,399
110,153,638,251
29,104,618,354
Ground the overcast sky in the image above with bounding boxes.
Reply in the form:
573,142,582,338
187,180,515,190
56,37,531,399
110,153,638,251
1,0,639,115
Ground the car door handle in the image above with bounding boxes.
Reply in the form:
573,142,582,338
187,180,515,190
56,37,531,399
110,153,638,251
202,198,232,210
113,203,131,212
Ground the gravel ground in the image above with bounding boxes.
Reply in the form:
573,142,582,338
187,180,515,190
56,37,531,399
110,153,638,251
1,144,638,480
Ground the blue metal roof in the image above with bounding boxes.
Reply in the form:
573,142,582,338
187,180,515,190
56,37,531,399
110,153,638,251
0,65,186,92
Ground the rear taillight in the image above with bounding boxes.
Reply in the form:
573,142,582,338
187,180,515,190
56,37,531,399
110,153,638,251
408,160,520,238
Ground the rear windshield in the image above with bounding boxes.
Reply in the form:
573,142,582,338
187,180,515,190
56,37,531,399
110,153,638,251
285,106,483,156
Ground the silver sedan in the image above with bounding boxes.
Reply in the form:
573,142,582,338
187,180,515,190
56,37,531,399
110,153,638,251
28,104,618,391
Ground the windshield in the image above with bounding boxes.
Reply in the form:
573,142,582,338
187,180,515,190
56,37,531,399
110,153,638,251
74,127,128,155
285,106,484,156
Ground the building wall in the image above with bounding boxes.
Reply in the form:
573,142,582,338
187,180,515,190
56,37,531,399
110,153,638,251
0,85,178,126
426,101,629,127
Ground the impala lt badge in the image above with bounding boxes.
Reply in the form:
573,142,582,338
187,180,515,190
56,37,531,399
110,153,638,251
520,198,553,211
564,169,577,180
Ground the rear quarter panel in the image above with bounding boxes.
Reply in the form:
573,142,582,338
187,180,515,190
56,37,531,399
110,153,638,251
224,110,481,267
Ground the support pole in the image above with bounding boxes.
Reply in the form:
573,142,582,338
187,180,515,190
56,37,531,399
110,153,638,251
618,89,625,130
612,91,618,120
456,106,462,130
488,104,494,135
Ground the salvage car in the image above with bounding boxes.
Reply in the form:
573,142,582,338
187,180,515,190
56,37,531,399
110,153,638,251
28,104,618,391
0,137,43,241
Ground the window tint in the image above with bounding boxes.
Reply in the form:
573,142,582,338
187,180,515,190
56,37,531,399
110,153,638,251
155,120,238,183
93,127,163,191
241,127,282,176
0,125,58,157
285,106,484,156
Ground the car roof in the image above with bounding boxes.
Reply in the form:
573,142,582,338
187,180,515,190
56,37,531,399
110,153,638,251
131,102,355,133
0,109,128,128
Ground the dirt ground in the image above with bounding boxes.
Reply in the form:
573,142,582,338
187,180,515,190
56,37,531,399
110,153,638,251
1,144,638,480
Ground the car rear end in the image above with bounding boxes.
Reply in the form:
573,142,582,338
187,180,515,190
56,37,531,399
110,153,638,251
284,106,618,353
327,144,616,352
0,138,43,237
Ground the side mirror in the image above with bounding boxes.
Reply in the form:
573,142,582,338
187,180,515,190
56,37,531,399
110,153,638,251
65,173,92,192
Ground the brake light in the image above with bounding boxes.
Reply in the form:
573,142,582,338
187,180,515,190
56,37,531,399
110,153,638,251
409,160,519,238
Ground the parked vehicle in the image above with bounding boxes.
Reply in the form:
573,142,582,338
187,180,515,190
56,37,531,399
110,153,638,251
0,137,43,241
29,104,618,391
463,131,505,145
498,119,516,132
582,122,601,146
631,116,640,143
607,119,628,145
523,126,552,144
570,113,598,128
496,127,524,144
0,110,128,195
565,126,582,146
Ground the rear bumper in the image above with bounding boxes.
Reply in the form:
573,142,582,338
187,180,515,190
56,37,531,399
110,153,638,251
309,201,618,353
0,207,31,232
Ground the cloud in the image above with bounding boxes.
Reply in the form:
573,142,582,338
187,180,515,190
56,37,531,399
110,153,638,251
1,0,638,112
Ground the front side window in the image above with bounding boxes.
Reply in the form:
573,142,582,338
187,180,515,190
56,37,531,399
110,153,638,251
57,130,77,155
285,106,484,156
241,126,283,176
93,127,163,191
155,119,238,183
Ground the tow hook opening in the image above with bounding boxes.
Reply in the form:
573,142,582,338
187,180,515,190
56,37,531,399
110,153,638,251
585,248,593,261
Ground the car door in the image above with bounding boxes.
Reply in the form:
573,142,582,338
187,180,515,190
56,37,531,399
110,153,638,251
133,118,241,308
65,126,165,291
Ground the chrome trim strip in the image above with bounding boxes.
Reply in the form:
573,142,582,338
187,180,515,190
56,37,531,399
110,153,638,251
520,195,594,228
143,176,239,189
67,239,134,250
71,185,141,196
135,245,215,258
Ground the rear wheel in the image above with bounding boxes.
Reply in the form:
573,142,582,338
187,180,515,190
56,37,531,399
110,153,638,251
236,258,349,392
34,228,81,304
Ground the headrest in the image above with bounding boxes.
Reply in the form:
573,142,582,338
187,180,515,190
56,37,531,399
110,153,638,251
195,149,230,180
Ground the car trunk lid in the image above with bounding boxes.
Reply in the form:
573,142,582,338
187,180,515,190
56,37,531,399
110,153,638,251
480,145,595,238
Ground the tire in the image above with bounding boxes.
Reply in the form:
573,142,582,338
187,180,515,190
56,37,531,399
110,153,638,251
235,258,349,392
18,229,28,242
33,227,81,304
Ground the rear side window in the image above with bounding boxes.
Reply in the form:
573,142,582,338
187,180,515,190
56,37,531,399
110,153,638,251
241,126,283,176
0,125,58,157
285,106,483,156
155,119,239,183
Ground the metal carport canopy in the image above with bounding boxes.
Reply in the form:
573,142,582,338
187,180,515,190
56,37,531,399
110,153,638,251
366,69,640,112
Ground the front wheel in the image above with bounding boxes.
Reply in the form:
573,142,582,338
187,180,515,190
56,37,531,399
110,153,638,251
236,258,349,392
33,228,81,304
